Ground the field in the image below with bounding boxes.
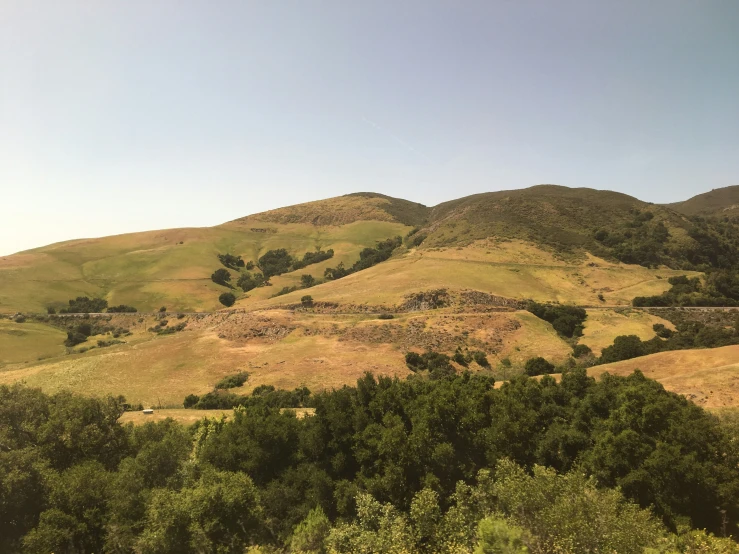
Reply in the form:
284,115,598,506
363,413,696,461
118,407,316,426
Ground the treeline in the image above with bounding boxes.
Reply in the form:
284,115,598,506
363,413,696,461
526,301,587,338
2,369,738,552
594,209,739,270
49,296,137,314
324,236,401,280
634,273,739,307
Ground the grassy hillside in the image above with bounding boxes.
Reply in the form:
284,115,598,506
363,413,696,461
5,185,738,314
590,345,739,410
0,215,410,313
250,240,696,309
668,185,739,216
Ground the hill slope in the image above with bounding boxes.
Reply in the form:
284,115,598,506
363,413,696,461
667,185,739,216
2,184,738,314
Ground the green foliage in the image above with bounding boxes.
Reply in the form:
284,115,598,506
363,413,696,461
107,304,138,313
475,517,529,553
289,506,330,553
159,306,167,312
634,272,739,307
183,393,200,408
59,296,108,314
572,344,592,358
136,466,264,553
523,357,555,376
404,350,456,379
301,295,314,308
301,274,317,288
219,292,236,307
291,248,334,271
490,458,666,553
218,253,245,270
324,236,402,280
211,268,233,287
526,302,587,338
215,371,250,390
4,367,739,551
238,271,268,292
259,249,294,279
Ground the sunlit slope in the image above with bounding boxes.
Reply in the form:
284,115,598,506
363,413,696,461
590,345,739,410
0,218,410,313
0,319,67,367
249,240,697,309
580,309,675,356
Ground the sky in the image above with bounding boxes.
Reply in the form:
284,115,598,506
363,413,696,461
1,1,738,255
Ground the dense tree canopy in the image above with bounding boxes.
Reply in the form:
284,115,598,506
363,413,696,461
2,368,738,552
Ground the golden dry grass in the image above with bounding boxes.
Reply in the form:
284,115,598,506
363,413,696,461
250,242,696,310
580,309,675,356
590,346,739,409
119,407,316,425
0,319,67,367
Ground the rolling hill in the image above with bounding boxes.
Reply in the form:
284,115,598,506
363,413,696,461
3,184,739,411
668,185,739,216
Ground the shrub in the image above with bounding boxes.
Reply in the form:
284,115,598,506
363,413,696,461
378,313,394,320
471,350,490,368
572,344,593,358
524,357,556,376
214,372,249,390
300,274,316,288
183,394,200,408
211,268,232,287
159,306,167,312
258,249,294,279
301,295,314,308
599,335,645,364
218,292,236,307
527,302,587,338
107,305,137,313
59,296,108,314
46,307,56,315
652,323,673,339
65,331,88,347
217,253,245,270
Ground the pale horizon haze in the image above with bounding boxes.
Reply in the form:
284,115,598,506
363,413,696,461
1,1,738,255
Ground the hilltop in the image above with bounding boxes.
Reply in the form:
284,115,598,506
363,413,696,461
3,184,737,314
667,185,739,216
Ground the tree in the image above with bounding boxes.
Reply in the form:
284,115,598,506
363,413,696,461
211,268,232,287
219,292,236,307
136,468,264,553
290,506,330,554
159,306,167,312
524,357,555,376
183,394,200,408
301,295,314,308
599,335,645,364
475,517,529,553
258,249,294,279
301,274,316,288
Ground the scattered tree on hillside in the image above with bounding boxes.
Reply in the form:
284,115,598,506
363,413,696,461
218,292,236,307
211,268,232,288
524,357,556,376
258,249,294,279
217,253,245,270
59,297,108,314
107,305,137,313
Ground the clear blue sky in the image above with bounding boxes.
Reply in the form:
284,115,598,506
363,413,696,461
2,0,738,255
